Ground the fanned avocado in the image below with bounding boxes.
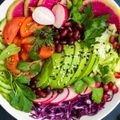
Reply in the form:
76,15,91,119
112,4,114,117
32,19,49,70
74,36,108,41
48,53,64,88
36,58,53,88
63,42,82,86
50,45,75,89
80,53,97,79
67,45,90,85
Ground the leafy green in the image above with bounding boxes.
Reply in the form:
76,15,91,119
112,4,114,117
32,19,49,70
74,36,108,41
0,44,20,60
99,65,109,76
73,76,104,104
72,80,85,93
17,61,41,76
68,0,84,24
17,62,31,72
29,63,41,75
92,88,103,104
83,15,110,47
94,75,102,82
82,76,95,85
0,70,36,112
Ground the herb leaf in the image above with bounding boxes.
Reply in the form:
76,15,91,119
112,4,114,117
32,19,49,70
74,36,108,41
92,88,103,104
72,80,85,93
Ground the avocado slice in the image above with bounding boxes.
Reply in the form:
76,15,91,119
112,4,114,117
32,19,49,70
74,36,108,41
36,58,53,88
50,45,75,89
80,53,97,79
62,42,82,86
67,45,90,85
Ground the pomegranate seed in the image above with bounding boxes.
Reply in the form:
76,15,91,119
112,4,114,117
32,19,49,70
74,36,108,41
113,42,119,49
103,85,109,92
114,72,120,78
95,82,101,88
112,85,119,94
108,82,113,89
109,36,116,44
103,94,109,102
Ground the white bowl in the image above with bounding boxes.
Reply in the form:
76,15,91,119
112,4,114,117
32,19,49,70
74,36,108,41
0,0,120,120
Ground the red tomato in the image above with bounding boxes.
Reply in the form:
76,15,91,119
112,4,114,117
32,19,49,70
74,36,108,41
20,17,44,38
39,45,55,59
5,54,20,75
3,17,25,45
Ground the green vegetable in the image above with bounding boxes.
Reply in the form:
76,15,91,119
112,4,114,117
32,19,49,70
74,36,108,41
67,0,84,24
17,62,31,72
83,15,110,47
99,65,109,76
82,76,95,85
0,44,20,60
92,88,103,104
72,80,85,93
0,70,36,112
17,61,41,76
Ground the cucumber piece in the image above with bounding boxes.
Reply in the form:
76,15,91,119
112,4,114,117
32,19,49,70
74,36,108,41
0,18,7,35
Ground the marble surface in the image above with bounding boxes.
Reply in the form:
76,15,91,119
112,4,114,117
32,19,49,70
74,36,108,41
0,0,120,120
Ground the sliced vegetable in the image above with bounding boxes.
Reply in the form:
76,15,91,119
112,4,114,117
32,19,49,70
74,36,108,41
32,7,55,25
39,45,55,59
3,17,25,44
6,0,24,20
50,88,69,104
33,92,53,104
20,17,44,38
5,54,20,75
0,44,20,61
52,3,68,28
0,18,7,35
13,36,22,47
24,0,39,16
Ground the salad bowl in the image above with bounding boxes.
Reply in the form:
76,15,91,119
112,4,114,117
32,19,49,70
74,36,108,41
0,0,120,120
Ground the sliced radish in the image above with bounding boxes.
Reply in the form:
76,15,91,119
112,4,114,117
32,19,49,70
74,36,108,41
43,91,58,104
52,3,68,28
50,88,69,104
32,7,55,25
33,92,53,104
65,87,78,101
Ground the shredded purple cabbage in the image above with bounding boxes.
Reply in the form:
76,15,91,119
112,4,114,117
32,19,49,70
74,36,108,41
30,94,106,120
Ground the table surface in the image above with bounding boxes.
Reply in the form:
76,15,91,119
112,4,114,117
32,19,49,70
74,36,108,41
0,0,120,120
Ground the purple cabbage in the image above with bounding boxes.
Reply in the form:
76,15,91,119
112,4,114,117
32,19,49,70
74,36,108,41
30,94,106,120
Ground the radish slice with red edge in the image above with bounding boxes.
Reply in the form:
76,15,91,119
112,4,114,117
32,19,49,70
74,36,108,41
65,87,78,101
43,91,58,104
32,6,55,25
50,88,69,104
33,92,53,104
52,3,68,28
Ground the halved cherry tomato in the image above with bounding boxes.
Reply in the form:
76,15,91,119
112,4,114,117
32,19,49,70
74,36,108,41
39,45,55,59
20,17,44,38
3,17,25,45
5,54,20,75
13,36,22,46
114,72,120,78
